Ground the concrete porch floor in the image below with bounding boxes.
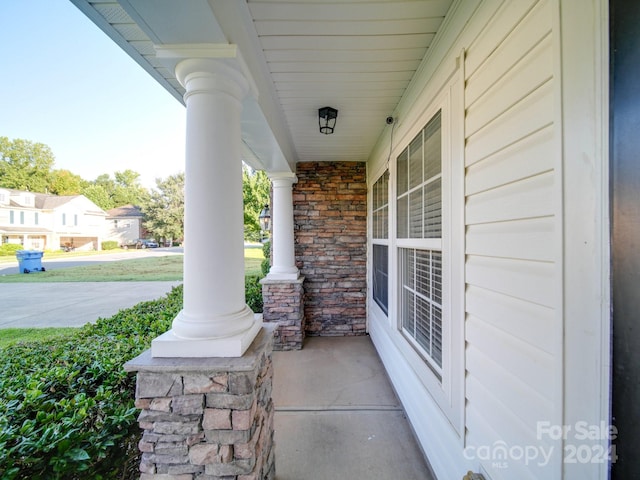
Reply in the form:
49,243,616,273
272,335,435,480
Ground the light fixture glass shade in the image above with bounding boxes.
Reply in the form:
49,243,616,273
259,204,271,232
318,106,338,134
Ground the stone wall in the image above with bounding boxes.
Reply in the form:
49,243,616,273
125,325,276,480
261,277,305,350
293,162,367,336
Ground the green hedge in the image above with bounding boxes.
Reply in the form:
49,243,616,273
101,241,119,250
245,275,263,313
0,244,23,257
0,277,265,479
261,240,271,276
0,286,183,479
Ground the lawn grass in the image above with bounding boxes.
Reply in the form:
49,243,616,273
0,247,265,283
0,327,76,348
0,247,266,347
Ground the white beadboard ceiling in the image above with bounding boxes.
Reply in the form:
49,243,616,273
71,0,455,171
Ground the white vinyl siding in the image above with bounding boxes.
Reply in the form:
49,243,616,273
366,1,607,478
464,0,557,478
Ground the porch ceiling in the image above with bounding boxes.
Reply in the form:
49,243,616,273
70,0,454,171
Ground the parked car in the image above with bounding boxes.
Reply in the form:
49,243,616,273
138,239,159,248
121,239,159,249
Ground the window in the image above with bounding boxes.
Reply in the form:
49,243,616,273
34,212,39,225
9,210,14,224
400,248,443,376
62,213,66,225
396,110,444,376
372,171,389,314
19,211,24,225
74,214,78,226
397,111,442,240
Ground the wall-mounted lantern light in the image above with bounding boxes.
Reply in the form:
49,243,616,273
259,204,271,233
318,106,338,134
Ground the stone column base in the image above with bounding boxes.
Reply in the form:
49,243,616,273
260,277,305,351
124,324,276,480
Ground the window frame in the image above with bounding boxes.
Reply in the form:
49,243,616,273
386,76,465,436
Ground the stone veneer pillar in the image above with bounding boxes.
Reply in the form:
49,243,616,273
127,44,275,480
261,277,305,350
261,173,305,350
125,324,276,480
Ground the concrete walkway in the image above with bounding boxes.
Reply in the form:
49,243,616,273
0,281,181,328
272,336,435,480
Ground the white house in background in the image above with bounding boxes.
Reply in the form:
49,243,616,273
71,0,637,479
0,188,106,251
104,204,145,247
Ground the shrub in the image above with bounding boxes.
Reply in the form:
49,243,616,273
245,275,263,313
0,285,183,479
101,241,119,250
0,243,23,257
0,277,265,479
261,240,271,276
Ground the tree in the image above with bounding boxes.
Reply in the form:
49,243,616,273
242,166,270,242
141,173,184,244
89,170,149,208
0,137,55,192
49,169,87,195
82,184,114,211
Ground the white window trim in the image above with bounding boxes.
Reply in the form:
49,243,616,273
382,69,465,436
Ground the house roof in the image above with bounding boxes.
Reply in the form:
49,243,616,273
4,189,106,215
69,0,455,173
5,189,78,209
36,194,80,210
107,204,143,218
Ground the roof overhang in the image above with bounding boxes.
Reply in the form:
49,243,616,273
70,0,456,173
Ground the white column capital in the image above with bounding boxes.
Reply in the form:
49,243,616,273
268,171,298,187
175,58,249,103
156,43,258,99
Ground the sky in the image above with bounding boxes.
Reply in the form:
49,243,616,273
0,0,186,189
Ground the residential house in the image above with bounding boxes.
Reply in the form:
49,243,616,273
0,188,106,251
105,204,145,247
71,1,634,479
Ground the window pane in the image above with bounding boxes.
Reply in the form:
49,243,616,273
399,247,443,371
397,195,408,238
409,189,423,238
409,133,423,190
424,178,442,238
432,252,442,304
373,171,389,240
373,245,388,314
424,111,442,180
396,109,441,241
397,150,408,196
415,250,431,298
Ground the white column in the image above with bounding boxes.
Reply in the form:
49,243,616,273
266,172,299,281
152,56,262,358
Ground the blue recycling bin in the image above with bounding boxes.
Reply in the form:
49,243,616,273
16,250,45,274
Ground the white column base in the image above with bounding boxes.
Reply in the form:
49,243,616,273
265,269,300,281
151,315,263,358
